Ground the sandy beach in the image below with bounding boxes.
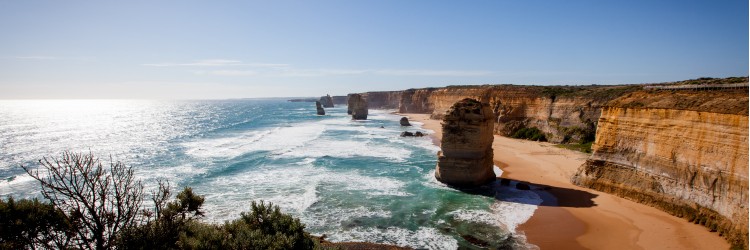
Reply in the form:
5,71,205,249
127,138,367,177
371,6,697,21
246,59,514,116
406,114,729,250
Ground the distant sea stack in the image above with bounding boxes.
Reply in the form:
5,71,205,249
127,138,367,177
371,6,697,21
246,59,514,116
315,101,325,115
348,94,368,120
435,98,496,187
320,94,334,108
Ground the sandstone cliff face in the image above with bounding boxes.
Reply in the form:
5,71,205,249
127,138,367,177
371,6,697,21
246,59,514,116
435,98,496,187
398,85,635,143
347,94,368,120
319,95,334,108
362,91,402,109
398,88,437,113
572,90,749,248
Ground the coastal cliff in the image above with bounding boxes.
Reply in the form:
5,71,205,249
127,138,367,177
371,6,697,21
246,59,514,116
571,89,749,248
344,77,748,247
361,91,402,109
358,85,637,144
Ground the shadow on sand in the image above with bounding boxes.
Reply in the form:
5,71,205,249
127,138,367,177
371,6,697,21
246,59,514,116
453,178,598,208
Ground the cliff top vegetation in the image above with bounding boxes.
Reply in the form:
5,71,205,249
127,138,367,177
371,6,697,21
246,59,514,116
606,88,748,115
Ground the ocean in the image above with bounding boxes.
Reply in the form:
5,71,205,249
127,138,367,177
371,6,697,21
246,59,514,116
0,99,541,249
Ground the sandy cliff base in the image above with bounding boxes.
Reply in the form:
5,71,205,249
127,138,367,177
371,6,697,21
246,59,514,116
406,114,729,250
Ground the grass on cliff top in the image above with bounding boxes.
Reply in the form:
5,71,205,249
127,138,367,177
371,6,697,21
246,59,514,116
662,76,748,86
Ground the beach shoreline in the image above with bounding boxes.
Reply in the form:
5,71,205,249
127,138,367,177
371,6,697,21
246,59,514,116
404,113,730,250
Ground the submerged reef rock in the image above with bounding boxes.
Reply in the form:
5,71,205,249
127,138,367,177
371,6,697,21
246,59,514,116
400,117,411,126
348,94,368,120
319,94,334,108
400,131,425,137
315,101,325,115
435,98,496,187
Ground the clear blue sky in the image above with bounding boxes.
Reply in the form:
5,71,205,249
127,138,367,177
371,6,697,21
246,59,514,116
1,0,747,99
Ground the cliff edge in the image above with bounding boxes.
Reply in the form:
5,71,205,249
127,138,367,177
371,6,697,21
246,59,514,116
572,89,749,248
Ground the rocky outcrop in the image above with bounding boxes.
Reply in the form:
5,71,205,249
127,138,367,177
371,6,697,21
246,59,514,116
315,101,325,115
319,95,334,108
435,98,496,187
348,94,368,120
400,117,411,126
571,90,749,248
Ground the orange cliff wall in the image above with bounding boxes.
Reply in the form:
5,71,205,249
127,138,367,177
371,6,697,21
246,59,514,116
572,90,749,248
395,85,636,143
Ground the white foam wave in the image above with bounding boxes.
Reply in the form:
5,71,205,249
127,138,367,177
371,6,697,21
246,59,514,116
490,183,543,232
302,206,392,228
183,123,325,159
200,165,410,222
277,139,411,162
0,174,36,196
325,226,457,250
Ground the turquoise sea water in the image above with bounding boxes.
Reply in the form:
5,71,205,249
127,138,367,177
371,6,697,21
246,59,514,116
0,99,541,249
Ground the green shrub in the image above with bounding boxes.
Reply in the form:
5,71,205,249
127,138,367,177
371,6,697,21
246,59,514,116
177,201,318,250
511,127,547,141
0,197,75,249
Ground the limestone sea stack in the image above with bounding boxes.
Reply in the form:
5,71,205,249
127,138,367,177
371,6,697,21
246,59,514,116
348,94,368,120
400,117,411,126
320,94,334,108
315,101,325,115
435,98,496,187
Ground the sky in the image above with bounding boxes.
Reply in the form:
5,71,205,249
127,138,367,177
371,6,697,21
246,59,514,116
0,0,747,99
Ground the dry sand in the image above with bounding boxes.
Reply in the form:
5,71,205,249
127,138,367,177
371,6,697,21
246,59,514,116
405,114,730,250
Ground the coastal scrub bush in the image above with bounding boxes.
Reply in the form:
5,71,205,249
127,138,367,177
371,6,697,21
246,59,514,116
21,151,144,250
0,197,75,249
176,201,318,249
12,151,324,250
116,182,206,249
511,127,547,141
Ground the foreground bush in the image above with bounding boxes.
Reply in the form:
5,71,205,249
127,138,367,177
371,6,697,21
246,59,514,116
0,198,74,249
7,151,323,250
175,201,318,250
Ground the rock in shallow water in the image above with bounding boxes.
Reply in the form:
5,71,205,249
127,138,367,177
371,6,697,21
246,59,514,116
348,94,368,120
315,101,325,115
400,117,411,126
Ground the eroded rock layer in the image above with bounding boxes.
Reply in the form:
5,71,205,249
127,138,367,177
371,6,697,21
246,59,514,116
347,94,368,120
435,98,495,187
359,85,640,144
572,90,749,248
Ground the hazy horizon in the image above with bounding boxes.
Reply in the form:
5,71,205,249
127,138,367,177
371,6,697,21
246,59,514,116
1,1,747,99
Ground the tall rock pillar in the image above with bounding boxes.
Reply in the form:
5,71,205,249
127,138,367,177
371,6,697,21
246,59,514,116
435,98,496,187
348,94,368,120
315,101,325,115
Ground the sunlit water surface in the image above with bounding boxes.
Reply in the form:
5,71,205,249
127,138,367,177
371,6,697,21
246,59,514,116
0,99,541,249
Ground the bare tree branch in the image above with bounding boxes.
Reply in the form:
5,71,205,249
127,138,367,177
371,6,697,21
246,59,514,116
22,151,144,250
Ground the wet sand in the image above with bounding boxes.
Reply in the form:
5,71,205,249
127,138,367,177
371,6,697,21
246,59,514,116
405,113,729,250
